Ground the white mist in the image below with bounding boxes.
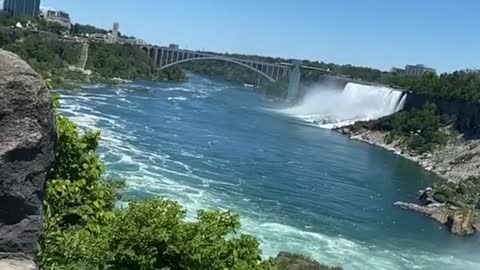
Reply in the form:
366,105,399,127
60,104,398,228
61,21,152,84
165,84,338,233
279,82,406,129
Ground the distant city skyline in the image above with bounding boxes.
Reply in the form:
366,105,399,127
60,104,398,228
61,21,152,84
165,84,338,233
5,0,480,73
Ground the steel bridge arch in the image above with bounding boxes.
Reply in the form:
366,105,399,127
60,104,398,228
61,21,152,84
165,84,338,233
159,56,279,82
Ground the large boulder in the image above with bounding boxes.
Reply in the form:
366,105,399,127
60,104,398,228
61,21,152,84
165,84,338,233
0,49,57,261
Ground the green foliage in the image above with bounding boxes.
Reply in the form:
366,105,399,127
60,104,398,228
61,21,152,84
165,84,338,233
0,31,8,47
375,103,449,153
87,42,185,82
1,30,185,87
48,115,104,184
38,20,69,34
0,11,31,27
3,33,83,77
430,177,480,209
72,23,108,35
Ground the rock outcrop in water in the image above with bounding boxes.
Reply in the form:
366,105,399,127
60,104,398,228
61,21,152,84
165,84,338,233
394,202,476,236
0,49,57,266
336,118,480,236
394,179,480,236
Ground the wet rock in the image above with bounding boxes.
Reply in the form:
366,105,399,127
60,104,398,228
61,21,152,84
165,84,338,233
394,202,476,236
418,187,435,205
473,216,480,232
451,209,475,236
0,49,57,258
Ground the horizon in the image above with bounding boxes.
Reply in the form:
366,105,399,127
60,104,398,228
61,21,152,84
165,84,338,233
6,0,480,73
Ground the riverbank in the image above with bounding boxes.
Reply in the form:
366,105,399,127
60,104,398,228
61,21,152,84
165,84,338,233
340,128,480,183
336,124,480,235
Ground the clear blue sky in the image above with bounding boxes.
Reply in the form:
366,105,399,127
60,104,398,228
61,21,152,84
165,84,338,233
38,0,477,73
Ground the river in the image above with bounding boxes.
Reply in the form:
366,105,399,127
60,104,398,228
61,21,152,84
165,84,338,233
56,74,480,270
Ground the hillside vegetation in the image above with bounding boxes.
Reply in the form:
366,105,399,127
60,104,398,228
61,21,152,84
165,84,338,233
0,12,185,88
87,42,185,81
375,103,450,153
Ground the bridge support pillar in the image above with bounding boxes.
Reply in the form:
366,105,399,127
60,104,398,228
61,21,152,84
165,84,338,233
287,61,301,103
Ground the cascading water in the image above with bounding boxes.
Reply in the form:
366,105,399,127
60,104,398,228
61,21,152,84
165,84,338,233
279,82,407,129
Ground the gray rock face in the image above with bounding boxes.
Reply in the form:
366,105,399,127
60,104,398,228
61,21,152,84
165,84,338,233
0,49,57,258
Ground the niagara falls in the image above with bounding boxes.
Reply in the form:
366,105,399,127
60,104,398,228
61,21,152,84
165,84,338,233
279,82,407,129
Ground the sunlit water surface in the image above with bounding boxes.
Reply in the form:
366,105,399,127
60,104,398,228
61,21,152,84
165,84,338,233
57,74,480,270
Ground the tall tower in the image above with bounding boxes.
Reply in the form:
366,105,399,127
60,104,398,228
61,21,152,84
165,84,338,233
3,0,41,17
112,22,120,43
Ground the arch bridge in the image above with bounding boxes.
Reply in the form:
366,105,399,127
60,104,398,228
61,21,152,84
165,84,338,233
141,46,291,82
141,45,333,102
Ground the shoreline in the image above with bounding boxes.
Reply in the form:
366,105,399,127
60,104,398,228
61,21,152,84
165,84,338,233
339,128,480,183
336,127,480,236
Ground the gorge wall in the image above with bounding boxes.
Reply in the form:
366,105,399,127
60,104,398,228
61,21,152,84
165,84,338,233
404,92,480,139
0,49,57,266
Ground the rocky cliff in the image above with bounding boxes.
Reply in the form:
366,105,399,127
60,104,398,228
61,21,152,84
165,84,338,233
0,49,57,265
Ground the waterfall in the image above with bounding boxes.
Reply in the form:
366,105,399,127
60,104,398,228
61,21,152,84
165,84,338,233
78,43,89,70
277,82,407,129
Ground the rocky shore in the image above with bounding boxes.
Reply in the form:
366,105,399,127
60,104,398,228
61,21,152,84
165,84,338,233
340,127,480,183
336,122,480,236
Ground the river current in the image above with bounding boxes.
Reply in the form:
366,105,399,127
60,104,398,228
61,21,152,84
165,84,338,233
57,74,480,270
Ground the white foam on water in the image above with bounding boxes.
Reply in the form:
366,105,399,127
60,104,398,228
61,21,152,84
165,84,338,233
180,149,204,159
278,82,407,129
57,84,480,270
162,86,196,93
240,221,480,270
168,96,188,101
81,83,106,89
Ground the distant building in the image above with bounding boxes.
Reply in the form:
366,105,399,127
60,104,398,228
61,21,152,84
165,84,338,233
108,22,119,43
169,43,179,49
40,9,71,30
90,33,108,42
405,64,436,76
118,36,147,46
3,0,41,17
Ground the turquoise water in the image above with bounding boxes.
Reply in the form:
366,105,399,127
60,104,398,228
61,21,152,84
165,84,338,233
57,74,480,270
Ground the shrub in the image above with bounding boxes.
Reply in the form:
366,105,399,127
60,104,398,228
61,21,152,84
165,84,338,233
275,253,343,270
